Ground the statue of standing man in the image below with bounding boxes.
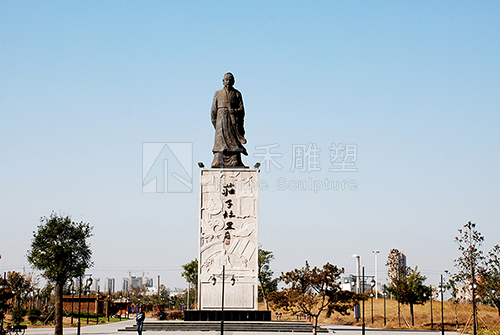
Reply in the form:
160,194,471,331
211,73,248,168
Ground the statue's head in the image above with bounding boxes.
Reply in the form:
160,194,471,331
223,72,235,87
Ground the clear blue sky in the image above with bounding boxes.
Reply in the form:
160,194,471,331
1,1,499,290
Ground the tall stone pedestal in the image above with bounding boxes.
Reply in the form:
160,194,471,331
197,168,259,311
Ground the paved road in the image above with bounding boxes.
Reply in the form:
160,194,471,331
23,319,458,335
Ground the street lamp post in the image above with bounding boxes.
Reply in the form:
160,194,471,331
362,267,365,335
372,250,380,299
440,275,445,335
382,286,387,326
96,289,100,324
69,280,74,325
107,294,110,321
353,254,361,322
370,292,374,324
211,265,236,335
127,295,130,318
221,266,225,335
119,295,123,320
77,276,82,335
429,286,434,328
465,221,478,335
397,263,401,327
370,278,375,324
211,266,225,335
86,276,93,325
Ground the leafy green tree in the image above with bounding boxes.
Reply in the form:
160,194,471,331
270,262,359,335
479,244,500,315
258,247,278,310
38,283,55,310
169,287,190,310
387,266,430,326
6,271,36,309
27,213,93,335
129,285,148,308
181,259,198,308
0,276,15,329
181,259,198,286
149,285,171,310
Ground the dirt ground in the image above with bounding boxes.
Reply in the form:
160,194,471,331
268,298,500,333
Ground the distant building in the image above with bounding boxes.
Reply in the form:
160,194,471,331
131,276,143,288
104,277,115,293
122,275,155,292
342,274,357,292
387,249,407,285
342,274,380,293
91,278,101,292
122,278,130,291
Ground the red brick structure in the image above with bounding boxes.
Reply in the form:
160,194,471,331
62,294,107,315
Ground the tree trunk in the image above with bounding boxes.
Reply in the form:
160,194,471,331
55,282,63,335
410,303,414,326
312,315,318,335
259,285,268,310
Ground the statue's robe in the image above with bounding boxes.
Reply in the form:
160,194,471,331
211,86,247,167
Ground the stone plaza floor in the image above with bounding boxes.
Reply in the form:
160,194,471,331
23,319,458,335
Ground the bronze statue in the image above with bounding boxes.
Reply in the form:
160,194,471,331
211,73,248,168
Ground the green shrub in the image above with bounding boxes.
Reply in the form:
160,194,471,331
67,311,103,318
41,312,54,324
158,310,183,320
27,309,42,324
11,307,27,324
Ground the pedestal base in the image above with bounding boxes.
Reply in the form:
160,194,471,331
184,310,271,322
198,168,260,310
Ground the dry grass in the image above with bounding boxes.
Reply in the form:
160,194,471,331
267,299,500,333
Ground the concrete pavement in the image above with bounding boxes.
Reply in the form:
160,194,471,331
324,325,456,335
24,319,137,335
23,319,459,335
